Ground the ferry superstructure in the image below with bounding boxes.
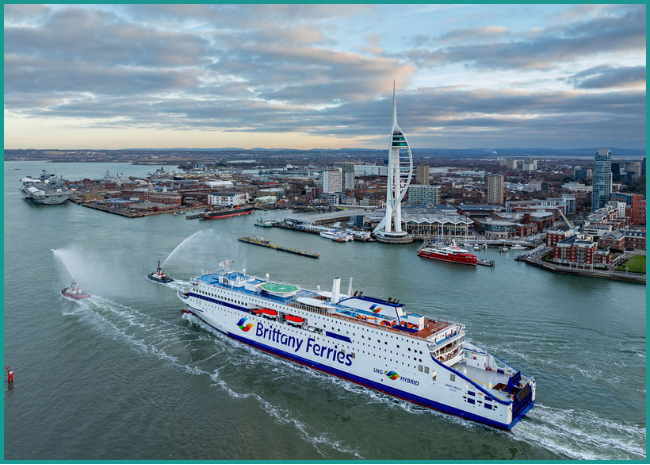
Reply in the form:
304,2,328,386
178,262,535,429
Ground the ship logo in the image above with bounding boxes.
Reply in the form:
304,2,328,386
386,370,400,380
237,317,254,332
370,304,383,313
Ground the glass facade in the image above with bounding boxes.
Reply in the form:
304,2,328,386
592,148,612,211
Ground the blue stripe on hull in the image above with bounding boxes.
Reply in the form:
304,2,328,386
185,309,516,430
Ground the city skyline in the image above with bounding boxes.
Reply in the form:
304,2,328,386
4,4,646,150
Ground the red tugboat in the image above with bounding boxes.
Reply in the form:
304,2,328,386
61,281,91,300
418,240,478,266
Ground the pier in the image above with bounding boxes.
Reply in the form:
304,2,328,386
238,236,320,259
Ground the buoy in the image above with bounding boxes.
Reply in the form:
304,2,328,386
6,366,13,386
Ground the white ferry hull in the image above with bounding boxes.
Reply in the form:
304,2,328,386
180,285,535,429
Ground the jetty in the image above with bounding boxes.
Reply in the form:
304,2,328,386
238,236,320,259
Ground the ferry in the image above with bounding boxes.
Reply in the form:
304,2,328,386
178,262,535,429
418,241,478,266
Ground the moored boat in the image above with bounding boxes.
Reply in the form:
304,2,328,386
418,240,478,266
202,206,255,220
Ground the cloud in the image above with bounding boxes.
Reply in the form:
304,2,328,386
439,26,510,42
405,5,645,70
3,4,50,23
567,65,646,89
4,7,210,68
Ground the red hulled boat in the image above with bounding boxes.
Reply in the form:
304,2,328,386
418,240,478,266
61,281,91,300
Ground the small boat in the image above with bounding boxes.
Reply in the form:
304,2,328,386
255,219,274,227
148,260,174,283
473,244,480,250
254,308,278,319
62,281,90,300
511,244,526,250
285,315,304,325
499,246,510,253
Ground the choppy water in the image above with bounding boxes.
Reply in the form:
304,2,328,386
4,162,646,460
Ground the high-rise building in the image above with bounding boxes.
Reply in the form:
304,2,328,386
373,83,414,243
625,162,642,179
322,169,342,193
574,167,592,181
487,174,504,205
416,165,430,185
342,163,356,190
408,185,440,205
592,148,612,211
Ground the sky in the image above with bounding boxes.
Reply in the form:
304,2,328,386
3,4,646,150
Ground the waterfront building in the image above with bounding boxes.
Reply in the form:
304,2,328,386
562,182,592,194
408,184,440,205
553,234,611,268
416,165,430,185
592,148,612,211
373,83,414,244
486,174,504,205
546,229,576,247
475,217,522,240
598,228,645,251
322,169,343,194
209,191,249,207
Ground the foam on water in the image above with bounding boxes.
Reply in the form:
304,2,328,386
512,404,646,460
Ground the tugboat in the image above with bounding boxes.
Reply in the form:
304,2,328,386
148,260,174,283
61,281,91,300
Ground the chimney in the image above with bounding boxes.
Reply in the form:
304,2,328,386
331,277,341,303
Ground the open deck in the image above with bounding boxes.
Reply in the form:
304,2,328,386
452,363,512,402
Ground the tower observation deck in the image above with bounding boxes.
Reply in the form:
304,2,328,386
373,82,414,244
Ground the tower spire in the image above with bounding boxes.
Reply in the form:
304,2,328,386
392,80,397,126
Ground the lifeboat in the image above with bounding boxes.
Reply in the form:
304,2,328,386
257,308,277,318
285,315,304,325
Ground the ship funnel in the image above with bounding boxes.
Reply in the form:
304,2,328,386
347,277,353,297
332,277,341,303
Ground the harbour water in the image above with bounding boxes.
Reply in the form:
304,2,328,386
4,162,646,460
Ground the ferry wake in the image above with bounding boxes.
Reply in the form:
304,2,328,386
178,261,535,429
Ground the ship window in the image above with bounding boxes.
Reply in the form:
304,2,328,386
424,366,430,374
450,374,456,382
418,365,423,372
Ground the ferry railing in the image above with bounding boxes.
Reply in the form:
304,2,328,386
287,302,454,342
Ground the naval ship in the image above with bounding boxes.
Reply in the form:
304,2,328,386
178,262,535,429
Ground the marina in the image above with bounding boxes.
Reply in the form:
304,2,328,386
237,236,320,259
